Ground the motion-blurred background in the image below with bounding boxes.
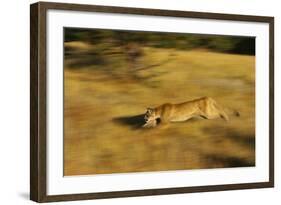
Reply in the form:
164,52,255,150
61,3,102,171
63,28,255,176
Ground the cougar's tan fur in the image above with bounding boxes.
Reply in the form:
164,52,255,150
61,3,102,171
143,97,235,128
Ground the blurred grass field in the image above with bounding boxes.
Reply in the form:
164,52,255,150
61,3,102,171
64,43,255,176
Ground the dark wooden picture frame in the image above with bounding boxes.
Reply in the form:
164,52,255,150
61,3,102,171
30,1,274,202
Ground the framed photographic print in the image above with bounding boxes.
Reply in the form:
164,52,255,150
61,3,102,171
30,1,274,202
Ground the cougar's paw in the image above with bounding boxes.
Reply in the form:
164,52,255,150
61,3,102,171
142,120,157,128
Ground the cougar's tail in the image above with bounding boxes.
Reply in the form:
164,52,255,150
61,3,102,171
233,109,240,117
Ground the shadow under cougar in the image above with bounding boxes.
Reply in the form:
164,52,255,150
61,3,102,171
112,114,147,129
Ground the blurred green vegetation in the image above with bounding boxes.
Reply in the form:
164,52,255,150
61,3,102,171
64,28,255,55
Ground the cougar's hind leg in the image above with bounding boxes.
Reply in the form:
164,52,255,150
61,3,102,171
219,110,229,121
198,105,215,120
202,113,217,120
199,114,208,119
216,104,229,121
199,111,216,120
210,99,229,121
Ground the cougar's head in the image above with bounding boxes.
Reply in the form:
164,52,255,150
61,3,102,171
144,108,157,123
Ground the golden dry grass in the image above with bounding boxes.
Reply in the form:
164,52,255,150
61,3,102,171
64,45,255,176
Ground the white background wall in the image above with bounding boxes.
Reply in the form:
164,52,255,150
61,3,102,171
0,0,279,204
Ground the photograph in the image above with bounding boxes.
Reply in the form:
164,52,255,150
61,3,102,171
63,28,256,176
30,2,274,202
